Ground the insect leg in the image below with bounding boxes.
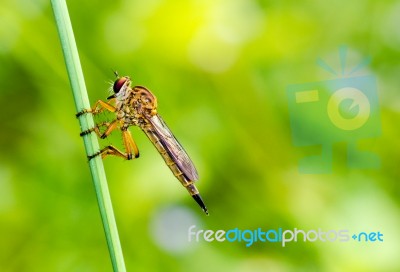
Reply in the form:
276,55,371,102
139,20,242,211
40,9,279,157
86,127,139,161
88,145,134,160
121,129,139,160
80,119,120,139
80,121,110,137
76,99,116,117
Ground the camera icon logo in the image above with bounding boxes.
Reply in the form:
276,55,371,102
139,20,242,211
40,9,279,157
287,49,381,174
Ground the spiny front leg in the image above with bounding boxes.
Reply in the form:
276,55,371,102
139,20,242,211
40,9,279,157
76,99,116,117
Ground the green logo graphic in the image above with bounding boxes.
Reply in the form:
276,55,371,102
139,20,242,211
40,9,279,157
287,48,381,173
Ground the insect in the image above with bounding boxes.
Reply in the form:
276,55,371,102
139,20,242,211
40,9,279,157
76,73,208,215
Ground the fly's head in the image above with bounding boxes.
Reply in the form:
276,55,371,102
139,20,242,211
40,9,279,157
133,86,158,118
108,76,131,100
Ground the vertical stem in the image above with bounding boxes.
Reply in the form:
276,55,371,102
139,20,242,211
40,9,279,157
50,0,126,271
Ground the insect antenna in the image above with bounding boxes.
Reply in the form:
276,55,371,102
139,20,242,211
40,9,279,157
112,69,119,78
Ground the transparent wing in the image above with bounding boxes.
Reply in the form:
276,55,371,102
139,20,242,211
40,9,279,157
146,114,199,181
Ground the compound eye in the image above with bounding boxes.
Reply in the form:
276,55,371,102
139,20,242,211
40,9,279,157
113,77,128,93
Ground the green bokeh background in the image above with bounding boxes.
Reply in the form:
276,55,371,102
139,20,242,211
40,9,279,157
1,0,400,271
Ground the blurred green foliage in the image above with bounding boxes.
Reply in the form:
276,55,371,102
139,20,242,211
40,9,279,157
1,0,400,271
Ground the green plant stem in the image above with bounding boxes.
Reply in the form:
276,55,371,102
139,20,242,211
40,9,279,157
51,0,126,271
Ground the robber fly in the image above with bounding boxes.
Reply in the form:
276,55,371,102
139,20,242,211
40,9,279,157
76,73,208,215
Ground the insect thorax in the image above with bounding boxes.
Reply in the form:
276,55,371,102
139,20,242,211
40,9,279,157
116,85,158,129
